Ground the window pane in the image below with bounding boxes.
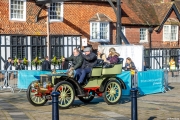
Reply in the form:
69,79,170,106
100,23,108,39
31,37,47,59
171,26,177,40
10,0,25,20
92,23,98,39
140,28,147,41
11,36,27,59
49,2,62,20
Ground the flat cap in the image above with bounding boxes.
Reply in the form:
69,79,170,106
83,47,91,52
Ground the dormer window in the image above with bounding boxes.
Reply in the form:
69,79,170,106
89,13,111,43
163,25,178,41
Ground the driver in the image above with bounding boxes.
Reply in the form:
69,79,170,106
76,47,97,84
62,48,83,74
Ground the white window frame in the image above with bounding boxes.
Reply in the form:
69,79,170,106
90,22,110,42
49,2,64,22
163,25,178,41
139,28,148,42
9,0,26,21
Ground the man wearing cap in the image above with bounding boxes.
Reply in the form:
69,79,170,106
3,57,12,88
76,47,97,84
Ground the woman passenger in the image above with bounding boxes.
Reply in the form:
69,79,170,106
106,47,120,64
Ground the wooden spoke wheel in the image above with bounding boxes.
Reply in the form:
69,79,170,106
103,80,122,105
54,81,75,109
27,81,48,106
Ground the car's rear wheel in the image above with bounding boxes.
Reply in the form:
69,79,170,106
78,91,95,103
27,80,48,106
53,81,75,109
103,80,122,105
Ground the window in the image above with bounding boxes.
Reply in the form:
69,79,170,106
31,36,47,59
163,25,178,41
11,36,27,59
50,36,81,58
49,2,63,22
90,22,110,42
140,28,148,42
9,0,26,21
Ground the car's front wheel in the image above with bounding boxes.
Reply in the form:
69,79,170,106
27,80,48,106
53,81,75,109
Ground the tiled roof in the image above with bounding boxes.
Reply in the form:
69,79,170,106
153,2,173,25
89,13,112,22
174,1,180,12
121,0,159,25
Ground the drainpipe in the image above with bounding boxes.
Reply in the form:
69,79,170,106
46,3,51,59
116,0,122,44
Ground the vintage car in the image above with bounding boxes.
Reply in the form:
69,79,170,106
27,58,126,109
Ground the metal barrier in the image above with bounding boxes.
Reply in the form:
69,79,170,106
131,72,138,88
0,70,19,93
164,69,171,92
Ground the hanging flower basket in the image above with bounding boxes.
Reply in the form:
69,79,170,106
23,57,29,66
51,56,59,66
13,57,18,66
31,57,42,66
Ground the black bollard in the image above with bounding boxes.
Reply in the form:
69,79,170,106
51,91,60,120
131,88,138,120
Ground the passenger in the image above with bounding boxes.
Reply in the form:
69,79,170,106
97,48,107,62
76,47,97,84
42,56,51,71
15,58,25,70
106,47,120,64
62,48,84,77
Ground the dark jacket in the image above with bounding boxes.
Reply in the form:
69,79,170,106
81,52,97,69
42,60,51,70
124,62,136,71
65,54,83,70
4,61,12,71
15,64,25,70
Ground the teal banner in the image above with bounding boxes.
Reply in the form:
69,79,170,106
116,71,131,95
137,70,165,95
18,70,51,89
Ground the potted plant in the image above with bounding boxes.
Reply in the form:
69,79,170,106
31,57,42,70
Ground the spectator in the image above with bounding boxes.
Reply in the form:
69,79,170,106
3,57,12,88
124,57,136,71
15,58,25,70
143,61,147,71
124,57,136,88
106,47,120,64
42,56,51,71
169,58,175,77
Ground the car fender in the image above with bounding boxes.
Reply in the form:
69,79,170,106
64,77,83,96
